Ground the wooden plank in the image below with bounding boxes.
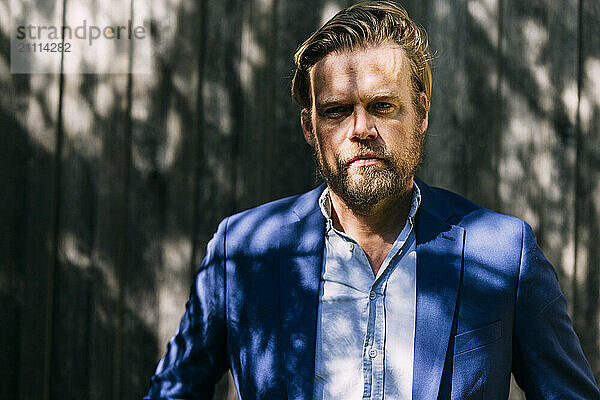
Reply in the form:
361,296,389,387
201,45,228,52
0,95,24,400
52,74,109,398
116,0,166,397
416,0,469,193
0,5,28,398
236,0,319,207
49,93,94,400
189,0,245,288
9,0,64,398
196,2,244,398
117,0,206,396
462,0,503,209
574,0,600,381
87,70,131,400
194,0,328,397
147,1,205,360
50,62,96,400
235,0,278,208
74,41,133,400
498,0,578,280
401,0,427,24
271,0,323,199
147,0,204,383
202,0,245,221
18,74,61,400
48,0,139,398
497,0,579,397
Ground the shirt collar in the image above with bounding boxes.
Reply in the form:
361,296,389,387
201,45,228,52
318,181,422,232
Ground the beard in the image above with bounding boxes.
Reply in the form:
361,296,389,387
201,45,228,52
312,128,424,212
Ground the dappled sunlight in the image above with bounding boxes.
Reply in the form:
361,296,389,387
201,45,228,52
91,245,120,296
433,1,451,19
26,74,59,152
63,0,116,73
561,240,576,282
3,0,599,399
63,79,94,138
255,0,274,14
158,236,192,348
0,1,8,34
467,0,499,45
320,1,343,26
161,107,183,169
521,19,549,69
493,3,580,297
0,1,9,80
131,0,151,74
0,54,8,86
203,81,233,137
581,58,600,131
562,81,579,125
94,80,116,117
10,0,64,73
240,20,266,91
59,0,151,73
250,333,277,391
498,111,538,228
61,230,93,270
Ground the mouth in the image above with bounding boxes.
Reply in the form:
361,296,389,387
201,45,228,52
347,155,383,168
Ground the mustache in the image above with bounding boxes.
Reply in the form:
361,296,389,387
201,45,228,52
337,143,391,167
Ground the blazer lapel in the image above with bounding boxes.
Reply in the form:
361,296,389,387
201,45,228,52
412,205,465,400
279,187,326,400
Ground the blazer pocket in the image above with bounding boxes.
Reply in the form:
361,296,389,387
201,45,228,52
454,320,502,355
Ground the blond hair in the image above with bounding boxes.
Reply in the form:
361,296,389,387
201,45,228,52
292,1,432,115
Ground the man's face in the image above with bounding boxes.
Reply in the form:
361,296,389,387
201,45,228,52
301,42,429,211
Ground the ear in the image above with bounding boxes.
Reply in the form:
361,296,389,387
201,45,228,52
300,108,314,146
419,92,429,133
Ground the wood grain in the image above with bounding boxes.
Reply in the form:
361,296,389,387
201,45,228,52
2,1,599,399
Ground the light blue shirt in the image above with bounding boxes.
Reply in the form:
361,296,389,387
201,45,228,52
313,183,421,400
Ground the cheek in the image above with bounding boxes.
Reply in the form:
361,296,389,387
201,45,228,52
392,120,420,142
315,116,353,140
314,136,335,163
313,126,340,155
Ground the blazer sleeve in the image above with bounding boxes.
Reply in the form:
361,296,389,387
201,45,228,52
512,221,600,399
145,218,229,400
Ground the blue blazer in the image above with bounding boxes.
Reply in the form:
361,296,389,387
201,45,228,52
146,180,599,399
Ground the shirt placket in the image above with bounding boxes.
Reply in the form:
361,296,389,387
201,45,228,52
362,272,389,399
363,232,411,400
318,185,420,400
373,283,387,399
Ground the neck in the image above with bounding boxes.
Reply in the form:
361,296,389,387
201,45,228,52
328,178,414,246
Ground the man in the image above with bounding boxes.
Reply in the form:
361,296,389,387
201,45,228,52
146,2,599,399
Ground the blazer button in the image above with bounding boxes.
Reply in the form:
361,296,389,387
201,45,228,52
369,291,376,300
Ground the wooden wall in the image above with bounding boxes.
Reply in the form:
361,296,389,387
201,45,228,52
1,0,598,399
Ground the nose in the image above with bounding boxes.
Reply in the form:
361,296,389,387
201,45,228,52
350,105,377,141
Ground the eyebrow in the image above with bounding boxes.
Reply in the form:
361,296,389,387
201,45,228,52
315,91,404,110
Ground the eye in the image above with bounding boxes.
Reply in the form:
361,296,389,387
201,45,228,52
370,102,395,114
320,105,352,119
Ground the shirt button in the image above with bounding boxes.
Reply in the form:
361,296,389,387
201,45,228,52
369,291,376,300
348,243,354,252
369,348,378,358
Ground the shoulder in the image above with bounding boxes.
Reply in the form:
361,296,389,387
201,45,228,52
214,184,325,250
418,179,527,256
419,180,523,228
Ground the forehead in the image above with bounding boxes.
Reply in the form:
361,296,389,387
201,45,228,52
309,42,411,103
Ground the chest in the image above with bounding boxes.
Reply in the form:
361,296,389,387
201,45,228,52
313,232,418,399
